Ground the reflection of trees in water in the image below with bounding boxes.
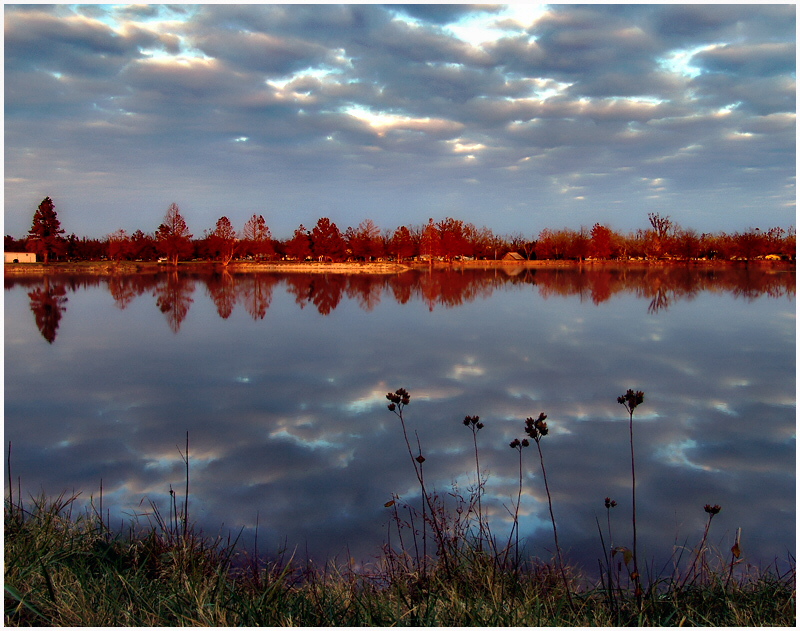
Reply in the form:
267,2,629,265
239,274,278,320
285,275,313,311
27,278,68,343
284,275,346,315
14,265,793,338
388,273,415,305
206,271,237,319
516,265,794,313
216,265,793,318
345,275,386,312
108,274,158,310
647,287,670,314
153,272,195,333
309,275,346,315
412,270,503,311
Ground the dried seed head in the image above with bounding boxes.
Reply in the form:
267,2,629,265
463,415,482,429
386,388,410,409
704,504,721,515
415,455,426,464
509,438,520,449
604,497,617,509
524,412,549,441
617,389,645,413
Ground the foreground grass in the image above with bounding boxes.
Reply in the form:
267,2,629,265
4,494,795,627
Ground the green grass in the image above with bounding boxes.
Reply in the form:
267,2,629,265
4,492,795,626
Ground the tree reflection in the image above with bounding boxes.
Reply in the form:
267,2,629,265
517,265,794,313
16,264,787,334
647,287,671,314
345,275,386,312
28,277,68,343
153,272,195,333
285,275,314,311
240,274,278,320
108,274,157,310
388,273,415,305
284,274,347,315
310,275,346,315
205,270,237,319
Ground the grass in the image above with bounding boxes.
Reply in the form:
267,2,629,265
4,493,794,626
4,390,796,626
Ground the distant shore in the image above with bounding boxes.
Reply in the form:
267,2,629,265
3,258,794,275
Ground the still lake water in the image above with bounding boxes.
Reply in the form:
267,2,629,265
4,266,796,573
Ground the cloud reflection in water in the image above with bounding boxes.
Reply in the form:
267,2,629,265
4,266,795,573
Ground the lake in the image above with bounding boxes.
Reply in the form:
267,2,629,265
4,265,795,575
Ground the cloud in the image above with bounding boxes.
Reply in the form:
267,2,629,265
693,42,796,77
3,4,794,239
193,30,334,76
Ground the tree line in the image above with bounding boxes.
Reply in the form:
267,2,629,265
6,197,796,264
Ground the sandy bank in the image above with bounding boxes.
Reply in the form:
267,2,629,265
4,258,793,276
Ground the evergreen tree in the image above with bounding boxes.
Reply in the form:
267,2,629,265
285,224,312,260
27,197,66,263
311,217,346,261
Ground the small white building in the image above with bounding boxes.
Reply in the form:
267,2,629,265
5,252,36,263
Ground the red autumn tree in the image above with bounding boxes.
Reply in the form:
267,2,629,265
285,224,312,260
437,217,468,261
590,223,614,259
208,216,239,265
242,213,274,260
420,218,442,261
130,230,158,261
107,229,132,262
155,203,193,265
347,219,383,261
390,225,416,261
311,217,346,261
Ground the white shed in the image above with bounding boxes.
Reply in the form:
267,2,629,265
5,252,36,263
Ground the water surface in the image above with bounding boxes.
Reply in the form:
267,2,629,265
4,266,795,573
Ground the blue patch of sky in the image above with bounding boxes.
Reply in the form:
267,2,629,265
658,44,718,79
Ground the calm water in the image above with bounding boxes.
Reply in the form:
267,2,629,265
4,266,796,573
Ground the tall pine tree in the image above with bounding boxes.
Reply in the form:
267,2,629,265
27,197,66,263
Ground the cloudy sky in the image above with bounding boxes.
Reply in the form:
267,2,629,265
4,3,796,240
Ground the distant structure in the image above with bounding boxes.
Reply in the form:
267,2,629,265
5,252,36,263
502,251,525,262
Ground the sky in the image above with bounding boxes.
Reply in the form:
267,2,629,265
4,3,797,240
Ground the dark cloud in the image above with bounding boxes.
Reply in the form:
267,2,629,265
688,73,796,116
652,4,796,43
692,42,796,77
3,4,794,239
193,30,335,76
4,8,171,77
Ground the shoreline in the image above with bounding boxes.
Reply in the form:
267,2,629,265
3,258,795,275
